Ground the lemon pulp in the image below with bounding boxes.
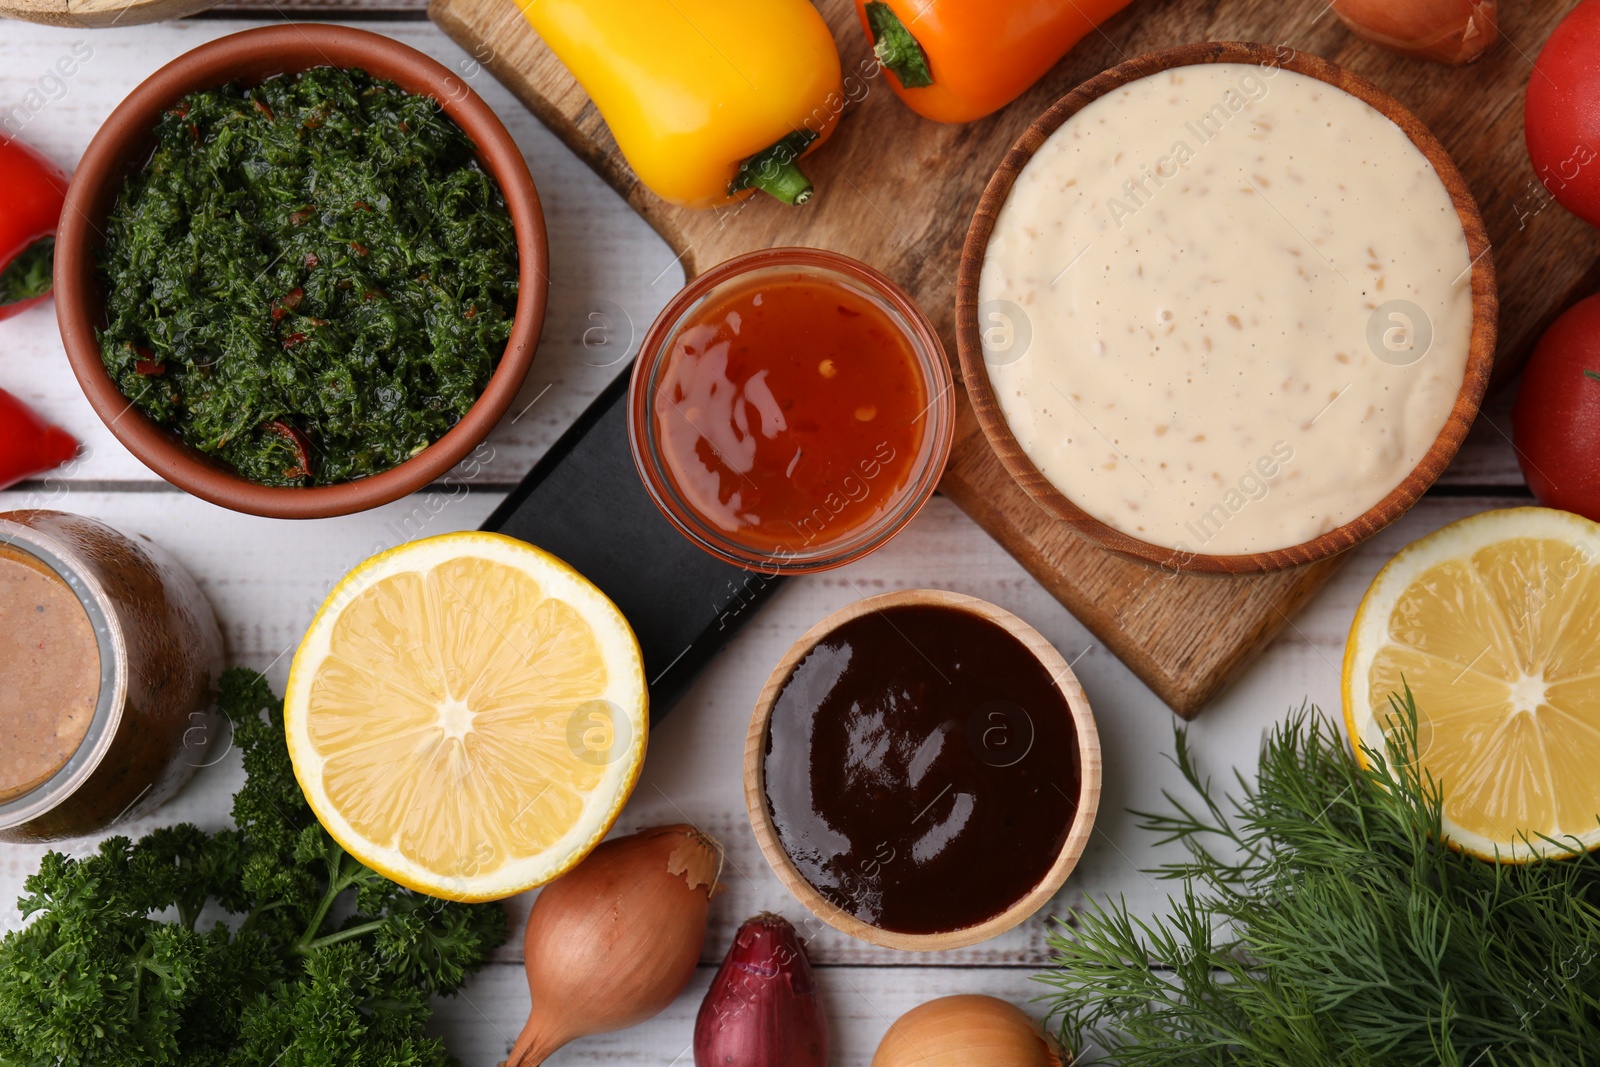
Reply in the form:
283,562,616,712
1345,508,1600,860
286,532,647,900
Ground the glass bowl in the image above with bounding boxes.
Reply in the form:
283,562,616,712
628,248,953,574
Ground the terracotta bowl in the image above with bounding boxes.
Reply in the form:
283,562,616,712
55,25,549,519
744,589,1102,951
956,42,1497,575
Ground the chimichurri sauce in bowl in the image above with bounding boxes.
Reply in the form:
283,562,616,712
94,66,520,488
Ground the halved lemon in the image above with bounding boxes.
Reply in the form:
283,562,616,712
285,532,647,900
1344,507,1600,861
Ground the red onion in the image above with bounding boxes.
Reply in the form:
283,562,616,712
694,913,828,1067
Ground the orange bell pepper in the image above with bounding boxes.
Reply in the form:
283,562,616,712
856,0,1137,124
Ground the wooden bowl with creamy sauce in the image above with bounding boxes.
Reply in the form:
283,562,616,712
957,42,1496,574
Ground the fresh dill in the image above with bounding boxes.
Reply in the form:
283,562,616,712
1041,690,1600,1066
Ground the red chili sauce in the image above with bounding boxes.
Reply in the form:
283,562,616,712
652,277,929,556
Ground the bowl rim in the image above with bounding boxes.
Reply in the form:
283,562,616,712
627,247,956,575
54,23,549,520
955,40,1498,575
742,588,1103,951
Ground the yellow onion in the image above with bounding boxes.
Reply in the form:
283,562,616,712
1331,0,1498,64
871,995,1065,1067
502,825,723,1066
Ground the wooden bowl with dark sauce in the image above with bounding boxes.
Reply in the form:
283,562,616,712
744,588,1102,951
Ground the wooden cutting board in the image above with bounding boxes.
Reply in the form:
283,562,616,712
429,0,1597,717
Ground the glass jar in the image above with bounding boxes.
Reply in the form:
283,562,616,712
0,510,223,841
628,248,954,574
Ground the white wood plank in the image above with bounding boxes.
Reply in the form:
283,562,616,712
0,489,1526,958
0,21,1527,492
0,14,1546,1065
429,961,1072,1066
0,20,683,488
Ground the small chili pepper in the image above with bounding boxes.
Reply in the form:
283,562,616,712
0,136,71,322
857,0,1137,124
271,287,305,321
263,419,312,480
0,388,78,490
520,0,845,207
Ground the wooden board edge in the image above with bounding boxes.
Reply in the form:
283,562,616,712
938,470,1350,719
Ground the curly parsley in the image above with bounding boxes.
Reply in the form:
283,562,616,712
0,669,507,1066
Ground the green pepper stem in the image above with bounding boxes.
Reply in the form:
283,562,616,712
1586,369,1600,382
746,160,814,205
865,2,934,89
730,130,821,206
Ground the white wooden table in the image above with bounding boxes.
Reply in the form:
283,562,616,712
0,11,1532,1064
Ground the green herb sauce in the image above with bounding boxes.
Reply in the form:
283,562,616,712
97,67,519,487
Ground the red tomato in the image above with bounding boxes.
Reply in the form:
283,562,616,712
1512,294,1600,520
1525,0,1600,227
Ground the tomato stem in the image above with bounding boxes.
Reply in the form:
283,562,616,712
730,131,820,206
865,2,934,89
1585,369,1600,382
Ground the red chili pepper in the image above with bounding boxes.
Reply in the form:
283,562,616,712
134,359,166,375
0,136,70,323
349,241,369,257
290,206,316,226
0,388,78,490
263,419,312,479
281,331,308,349
271,286,305,321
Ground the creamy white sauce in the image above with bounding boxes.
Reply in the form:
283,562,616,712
979,63,1474,555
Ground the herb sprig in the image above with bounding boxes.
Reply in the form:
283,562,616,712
0,669,507,1066
1041,691,1600,1066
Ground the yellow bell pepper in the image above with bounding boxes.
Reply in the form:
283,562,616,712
517,0,845,209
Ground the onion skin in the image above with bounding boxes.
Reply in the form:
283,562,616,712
871,995,1065,1067
1331,0,1498,64
503,825,723,1067
694,913,828,1067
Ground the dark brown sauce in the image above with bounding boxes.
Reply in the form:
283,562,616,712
763,603,1081,934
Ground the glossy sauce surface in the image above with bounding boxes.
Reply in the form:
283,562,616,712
0,545,99,802
764,604,1080,934
654,276,927,555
